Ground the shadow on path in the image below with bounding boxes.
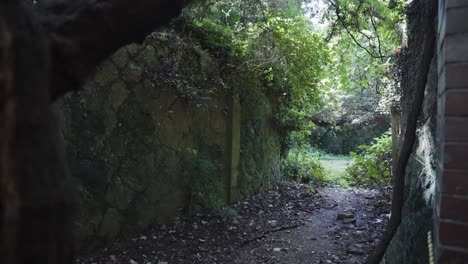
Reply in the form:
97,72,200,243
237,188,390,264
77,184,390,264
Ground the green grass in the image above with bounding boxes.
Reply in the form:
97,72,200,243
320,158,353,186
308,148,353,186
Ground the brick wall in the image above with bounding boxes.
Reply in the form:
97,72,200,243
436,0,468,262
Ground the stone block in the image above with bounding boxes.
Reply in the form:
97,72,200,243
98,208,122,238
94,60,118,86
121,63,144,83
112,47,130,69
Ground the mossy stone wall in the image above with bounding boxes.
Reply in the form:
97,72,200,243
52,30,281,250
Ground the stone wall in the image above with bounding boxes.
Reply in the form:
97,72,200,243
51,30,281,249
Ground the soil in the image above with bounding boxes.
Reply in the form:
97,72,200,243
76,182,390,264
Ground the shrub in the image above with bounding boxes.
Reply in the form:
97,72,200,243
281,148,326,184
346,132,392,187
195,18,243,57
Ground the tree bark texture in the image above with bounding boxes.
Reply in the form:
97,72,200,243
391,106,400,182
0,1,186,263
366,0,438,263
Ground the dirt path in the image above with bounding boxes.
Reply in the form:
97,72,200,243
236,188,389,264
77,184,390,264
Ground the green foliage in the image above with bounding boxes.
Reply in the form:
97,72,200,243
185,152,225,211
260,16,329,128
195,18,243,56
281,148,326,184
185,0,403,187
304,0,405,157
346,132,392,186
304,147,353,187
187,0,329,133
309,121,390,155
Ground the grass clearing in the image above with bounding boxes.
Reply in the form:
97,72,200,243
308,149,354,186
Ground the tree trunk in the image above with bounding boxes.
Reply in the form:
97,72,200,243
366,1,437,263
391,105,400,181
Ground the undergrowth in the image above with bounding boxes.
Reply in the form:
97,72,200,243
282,131,392,189
281,148,326,185
346,132,392,187
184,150,237,220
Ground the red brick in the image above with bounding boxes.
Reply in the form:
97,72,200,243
442,170,468,195
447,0,468,8
438,249,468,264
445,91,468,116
446,63,468,88
445,118,468,141
439,222,468,248
444,144,468,170
445,34,468,63
446,8,468,34
440,195,468,222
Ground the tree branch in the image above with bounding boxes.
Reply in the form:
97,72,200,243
327,0,386,60
369,14,384,61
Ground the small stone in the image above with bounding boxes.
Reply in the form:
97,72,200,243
122,63,144,83
94,60,118,86
126,43,141,57
267,220,278,226
343,218,356,224
273,248,282,252
112,47,130,69
337,213,355,220
137,45,156,66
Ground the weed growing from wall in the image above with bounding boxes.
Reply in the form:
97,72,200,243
183,149,225,213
